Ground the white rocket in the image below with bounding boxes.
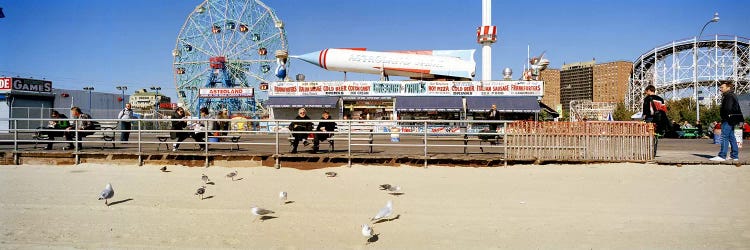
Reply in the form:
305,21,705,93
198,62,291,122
291,48,476,80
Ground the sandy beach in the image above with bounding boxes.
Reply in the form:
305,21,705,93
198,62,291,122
1,163,749,249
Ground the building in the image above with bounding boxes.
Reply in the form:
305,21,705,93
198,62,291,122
593,61,633,103
558,60,632,113
560,61,595,113
266,80,547,132
0,77,131,130
129,89,171,113
540,69,561,112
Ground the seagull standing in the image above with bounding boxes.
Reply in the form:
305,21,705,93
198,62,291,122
279,191,287,204
160,166,167,172
195,186,206,200
226,170,238,181
251,206,275,222
371,200,393,221
325,172,337,178
361,224,374,244
201,174,210,183
98,183,114,206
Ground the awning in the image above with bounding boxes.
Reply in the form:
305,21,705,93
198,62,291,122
396,96,462,112
539,102,560,118
466,96,540,113
266,96,339,108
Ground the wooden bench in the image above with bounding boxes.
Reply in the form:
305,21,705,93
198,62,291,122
207,133,242,151
425,132,502,154
287,124,374,153
328,124,374,153
85,121,118,149
155,133,172,151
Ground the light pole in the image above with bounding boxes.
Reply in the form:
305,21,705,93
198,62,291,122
693,12,719,124
150,86,162,129
150,86,162,112
116,85,128,110
83,86,94,113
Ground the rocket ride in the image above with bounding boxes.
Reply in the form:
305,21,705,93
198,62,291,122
292,48,476,80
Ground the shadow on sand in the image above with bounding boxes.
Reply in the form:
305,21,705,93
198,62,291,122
373,214,400,224
108,198,133,206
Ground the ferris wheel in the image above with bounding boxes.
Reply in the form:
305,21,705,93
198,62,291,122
172,0,288,117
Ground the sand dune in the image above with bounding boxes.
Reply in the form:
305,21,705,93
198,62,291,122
0,163,749,249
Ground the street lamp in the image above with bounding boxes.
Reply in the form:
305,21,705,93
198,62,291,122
150,86,162,129
116,85,128,109
150,86,162,112
83,86,94,113
693,12,719,124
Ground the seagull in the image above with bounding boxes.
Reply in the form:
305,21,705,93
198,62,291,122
226,170,238,181
201,174,210,183
160,166,167,172
98,183,114,206
251,206,275,222
279,191,287,204
361,224,374,244
380,184,401,192
371,200,393,221
325,171,337,178
195,186,206,200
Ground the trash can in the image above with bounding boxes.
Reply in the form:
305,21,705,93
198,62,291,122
390,127,400,142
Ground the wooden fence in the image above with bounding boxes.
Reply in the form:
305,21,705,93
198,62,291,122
505,121,654,162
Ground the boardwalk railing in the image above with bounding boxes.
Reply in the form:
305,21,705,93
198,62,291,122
505,121,654,162
0,118,655,166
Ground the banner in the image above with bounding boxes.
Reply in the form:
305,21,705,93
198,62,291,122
198,88,253,98
269,80,543,97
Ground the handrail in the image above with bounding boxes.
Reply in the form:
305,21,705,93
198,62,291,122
0,117,654,166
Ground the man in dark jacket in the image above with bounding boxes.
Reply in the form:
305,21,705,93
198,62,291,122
710,82,743,161
642,85,668,156
312,110,337,153
64,106,95,150
289,108,313,153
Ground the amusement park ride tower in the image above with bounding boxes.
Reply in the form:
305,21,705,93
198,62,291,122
477,0,497,81
172,0,288,117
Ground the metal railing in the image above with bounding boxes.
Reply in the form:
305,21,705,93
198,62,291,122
0,118,654,167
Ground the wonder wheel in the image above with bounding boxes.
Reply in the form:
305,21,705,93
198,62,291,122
173,0,288,117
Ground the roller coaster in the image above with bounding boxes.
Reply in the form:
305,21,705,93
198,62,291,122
626,35,750,111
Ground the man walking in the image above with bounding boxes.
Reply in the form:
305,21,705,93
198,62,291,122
710,82,743,161
642,85,668,156
118,103,135,141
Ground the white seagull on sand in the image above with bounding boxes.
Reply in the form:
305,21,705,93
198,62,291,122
279,191,288,204
98,183,114,206
226,170,238,181
251,206,275,222
371,200,393,221
361,224,374,244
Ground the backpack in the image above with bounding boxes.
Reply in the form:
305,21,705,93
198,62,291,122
650,100,669,135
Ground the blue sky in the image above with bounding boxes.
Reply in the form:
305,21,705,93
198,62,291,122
1,0,747,99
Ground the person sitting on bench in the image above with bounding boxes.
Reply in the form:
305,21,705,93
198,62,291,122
63,106,95,150
289,108,313,154
312,110,337,153
40,110,70,150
